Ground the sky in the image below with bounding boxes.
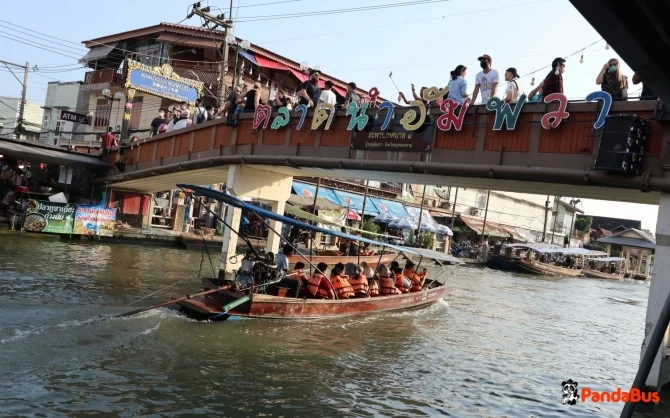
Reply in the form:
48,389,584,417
0,0,660,231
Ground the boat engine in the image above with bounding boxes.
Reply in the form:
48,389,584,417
234,249,281,293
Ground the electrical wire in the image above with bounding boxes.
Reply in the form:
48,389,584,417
0,98,19,113
235,0,451,22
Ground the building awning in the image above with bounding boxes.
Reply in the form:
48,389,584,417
287,194,341,210
0,138,109,168
369,197,408,218
459,215,525,241
332,189,380,215
254,54,290,71
79,42,119,63
238,50,258,66
292,181,342,207
597,236,656,250
156,33,221,49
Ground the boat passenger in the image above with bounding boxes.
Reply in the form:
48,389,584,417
288,262,309,291
306,262,336,299
376,264,390,277
274,244,301,297
331,266,355,299
338,227,352,255
361,262,380,297
345,263,369,298
380,268,402,295
403,260,426,292
394,267,411,293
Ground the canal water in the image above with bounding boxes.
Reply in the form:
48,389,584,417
0,234,656,417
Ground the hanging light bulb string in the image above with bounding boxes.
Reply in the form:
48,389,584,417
519,38,604,80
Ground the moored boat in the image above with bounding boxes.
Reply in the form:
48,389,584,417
517,258,583,277
582,269,624,281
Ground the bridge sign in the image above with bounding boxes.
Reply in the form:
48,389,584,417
124,60,204,104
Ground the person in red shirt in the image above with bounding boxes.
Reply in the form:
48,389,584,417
101,127,117,156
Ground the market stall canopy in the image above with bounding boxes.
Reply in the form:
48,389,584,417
369,197,409,218
292,181,342,207
333,189,380,215
534,247,608,256
374,212,397,223
436,224,453,236
0,138,109,168
459,215,525,241
287,194,341,211
285,203,395,239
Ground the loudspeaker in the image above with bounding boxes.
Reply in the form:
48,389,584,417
594,114,636,173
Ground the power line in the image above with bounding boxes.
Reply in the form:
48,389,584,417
0,98,19,113
0,34,82,61
236,0,451,22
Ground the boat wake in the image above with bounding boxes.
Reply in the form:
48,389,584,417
0,317,99,344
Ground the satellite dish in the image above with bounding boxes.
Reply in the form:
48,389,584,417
434,186,450,200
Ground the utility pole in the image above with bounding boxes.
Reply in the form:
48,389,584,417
567,198,581,248
17,62,29,140
1,59,29,140
188,2,233,106
542,195,550,243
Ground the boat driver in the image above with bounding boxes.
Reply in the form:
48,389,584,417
275,244,301,298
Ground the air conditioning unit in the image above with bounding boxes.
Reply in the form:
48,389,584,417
471,207,481,216
423,199,431,206
431,200,437,207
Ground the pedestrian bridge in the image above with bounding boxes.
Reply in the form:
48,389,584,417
106,100,670,205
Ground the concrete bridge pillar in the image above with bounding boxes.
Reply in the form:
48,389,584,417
218,165,293,277
642,192,670,389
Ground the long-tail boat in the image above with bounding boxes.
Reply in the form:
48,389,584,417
581,256,627,281
167,185,460,321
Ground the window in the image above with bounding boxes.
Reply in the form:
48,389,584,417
129,96,144,130
476,193,488,209
94,98,110,128
55,121,63,135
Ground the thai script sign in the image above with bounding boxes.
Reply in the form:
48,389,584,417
125,60,203,104
250,86,614,142
23,200,75,234
73,206,117,237
351,124,433,152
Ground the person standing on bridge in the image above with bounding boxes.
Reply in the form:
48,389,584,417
447,65,469,105
596,59,628,99
101,127,117,157
503,68,524,103
528,57,566,99
297,69,322,108
471,54,499,105
244,83,261,113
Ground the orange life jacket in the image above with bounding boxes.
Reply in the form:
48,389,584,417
348,274,369,297
404,269,424,292
369,278,380,297
288,271,309,290
395,273,410,293
307,274,335,299
380,277,402,295
331,274,355,299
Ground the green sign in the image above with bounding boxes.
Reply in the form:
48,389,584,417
24,200,75,234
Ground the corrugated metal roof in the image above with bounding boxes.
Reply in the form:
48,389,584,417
0,138,108,168
460,215,525,241
597,235,656,250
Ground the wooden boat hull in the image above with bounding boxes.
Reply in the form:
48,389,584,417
517,259,582,277
486,255,524,272
288,253,396,268
177,283,451,320
582,269,624,281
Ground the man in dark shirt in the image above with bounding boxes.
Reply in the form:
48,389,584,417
344,82,361,107
297,69,321,108
150,108,167,137
632,73,657,100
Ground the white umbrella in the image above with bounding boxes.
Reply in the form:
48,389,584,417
391,218,417,230
374,212,396,223
436,224,453,236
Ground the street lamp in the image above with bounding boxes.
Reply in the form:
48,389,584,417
226,35,250,92
567,198,582,248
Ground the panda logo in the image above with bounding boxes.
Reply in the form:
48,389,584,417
561,379,579,405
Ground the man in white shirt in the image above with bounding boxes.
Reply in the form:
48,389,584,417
318,80,337,105
504,67,524,103
471,54,499,105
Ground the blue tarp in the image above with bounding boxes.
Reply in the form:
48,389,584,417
291,182,343,207
370,197,409,218
332,189,380,215
237,50,258,66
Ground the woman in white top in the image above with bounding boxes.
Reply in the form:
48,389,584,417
504,67,524,103
447,65,469,105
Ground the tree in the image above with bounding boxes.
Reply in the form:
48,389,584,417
361,218,380,240
574,216,593,233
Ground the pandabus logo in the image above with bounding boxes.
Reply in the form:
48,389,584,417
561,379,579,405
561,379,660,404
